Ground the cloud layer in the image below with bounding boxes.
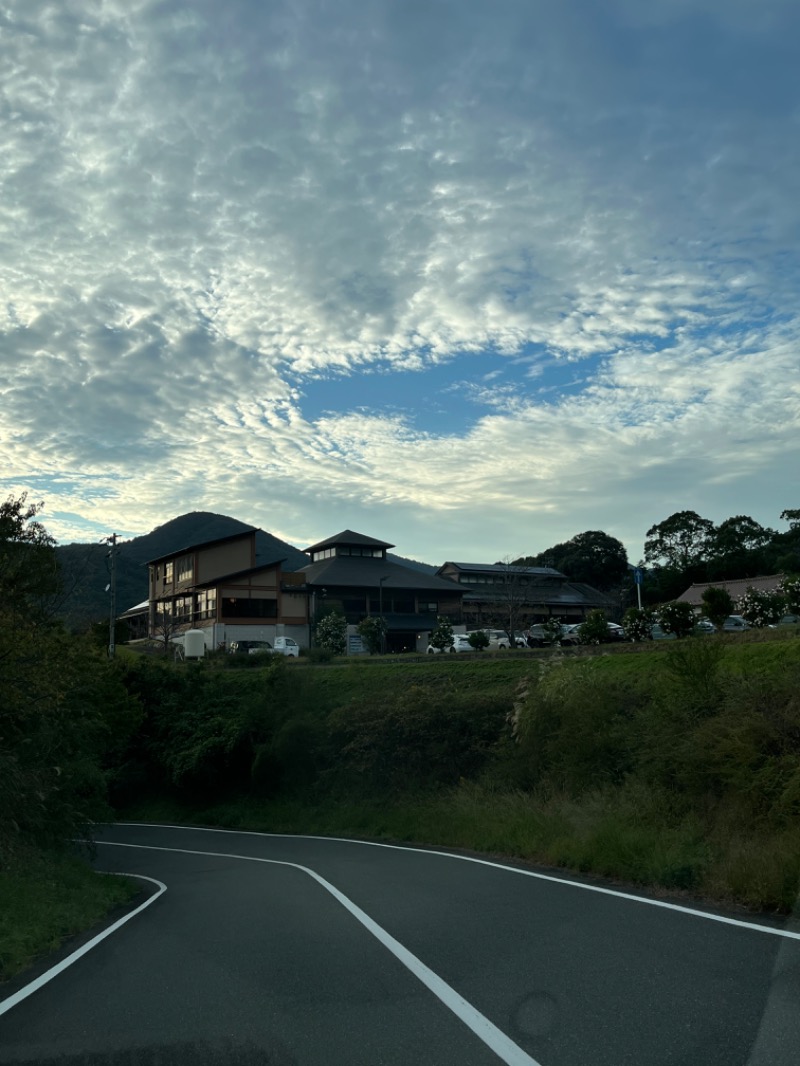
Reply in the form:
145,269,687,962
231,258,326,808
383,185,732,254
2,0,798,563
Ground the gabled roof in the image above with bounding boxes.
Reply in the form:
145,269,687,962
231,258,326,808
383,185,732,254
298,555,465,593
304,529,394,553
677,574,784,607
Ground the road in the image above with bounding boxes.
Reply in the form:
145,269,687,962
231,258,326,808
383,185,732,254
1,822,799,1065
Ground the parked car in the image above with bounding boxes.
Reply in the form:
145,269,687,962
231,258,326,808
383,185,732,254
488,629,526,649
525,624,562,646
427,633,473,654
650,623,677,641
230,639,272,655
268,636,300,657
722,615,750,632
693,618,716,633
560,622,626,645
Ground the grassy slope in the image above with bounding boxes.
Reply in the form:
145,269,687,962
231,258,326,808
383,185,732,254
125,633,800,913
0,851,140,983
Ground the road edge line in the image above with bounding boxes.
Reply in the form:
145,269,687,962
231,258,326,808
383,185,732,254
0,874,167,1018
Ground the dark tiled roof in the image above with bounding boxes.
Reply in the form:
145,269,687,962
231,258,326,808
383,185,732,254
254,530,308,571
304,529,395,553
299,555,465,593
677,574,784,606
438,561,564,577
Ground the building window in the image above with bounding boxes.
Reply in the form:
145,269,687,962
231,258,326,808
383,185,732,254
221,597,278,619
164,561,173,583
176,554,193,583
419,602,438,614
196,589,217,620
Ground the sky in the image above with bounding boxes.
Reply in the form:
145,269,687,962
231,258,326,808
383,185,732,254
2,0,799,566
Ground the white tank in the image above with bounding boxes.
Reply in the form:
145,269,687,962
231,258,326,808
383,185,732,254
184,629,206,659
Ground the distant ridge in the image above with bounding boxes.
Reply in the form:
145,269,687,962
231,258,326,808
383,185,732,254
54,512,437,626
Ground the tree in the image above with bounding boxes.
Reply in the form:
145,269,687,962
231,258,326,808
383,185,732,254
315,611,347,656
1,495,141,862
515,530,628,591
483,558,533,644
780,509,800,531
622,606,653,642
577,610,611,645
778,576,800,615
736,588,784,628
0,493,60,617
706,515,775,580
429,616,455,653
700,587,735,631
467,630,490,651
357,615,387,655
657,601,696,639
644,511,715,572
149,605,185,658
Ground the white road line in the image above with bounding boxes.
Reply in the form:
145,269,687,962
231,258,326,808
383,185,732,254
116,822,800,942
99,839,542,1066
0,874,167,1018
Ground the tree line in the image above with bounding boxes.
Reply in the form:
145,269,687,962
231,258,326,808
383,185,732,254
512,509,799,604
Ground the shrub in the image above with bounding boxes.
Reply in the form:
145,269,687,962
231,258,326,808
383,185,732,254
315,612,347,655
578,609,611,645
468,630,490,651
357,615,387,654
778,575,800,615
700,586,735,629
429,616,455,653
737,587,785,628
657,600,695,639
622,607,653,642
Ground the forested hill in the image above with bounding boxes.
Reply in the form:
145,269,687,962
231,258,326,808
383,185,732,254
54,511,436,628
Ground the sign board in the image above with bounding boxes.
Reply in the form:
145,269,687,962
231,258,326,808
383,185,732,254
347,634,366,655
633,567,644,586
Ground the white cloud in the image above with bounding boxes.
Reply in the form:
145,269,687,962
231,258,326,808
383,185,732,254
1,0,798,563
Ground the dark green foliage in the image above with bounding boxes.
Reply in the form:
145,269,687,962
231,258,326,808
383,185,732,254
657,600,696,638
700,586,735,629
515,530,628,590
429,616,455,653
325,682,509,795
314,611,347,655
0,497,143,860
357,615,387,654
577,609,611,645
622,606,653,642
468,630,490,651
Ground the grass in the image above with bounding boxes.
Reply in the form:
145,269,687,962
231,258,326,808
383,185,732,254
119,629,800,914
123,782,800,913
0,849,140,983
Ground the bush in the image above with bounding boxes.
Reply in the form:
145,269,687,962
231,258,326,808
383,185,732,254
315,612,347,655
578,610,611,645
737,587,785,628
657,600,695,639
622,607,653,642
357,615,387,654
701,586,735,629
429,616,455,653
468,630,490,651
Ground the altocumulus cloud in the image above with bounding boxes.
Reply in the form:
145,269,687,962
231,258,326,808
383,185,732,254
1,0,798,560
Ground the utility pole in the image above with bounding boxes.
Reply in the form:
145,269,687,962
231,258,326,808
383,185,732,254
107,533,118,658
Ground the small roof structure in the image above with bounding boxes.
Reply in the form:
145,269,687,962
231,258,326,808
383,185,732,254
304,530,394,553
677,574,784,607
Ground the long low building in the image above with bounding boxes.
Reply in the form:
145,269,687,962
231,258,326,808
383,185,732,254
133,525,616,653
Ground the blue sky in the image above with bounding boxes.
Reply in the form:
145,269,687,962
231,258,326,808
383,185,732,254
1,0,798,567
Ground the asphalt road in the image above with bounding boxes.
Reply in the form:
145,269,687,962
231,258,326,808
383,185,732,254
1,823,799,1066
